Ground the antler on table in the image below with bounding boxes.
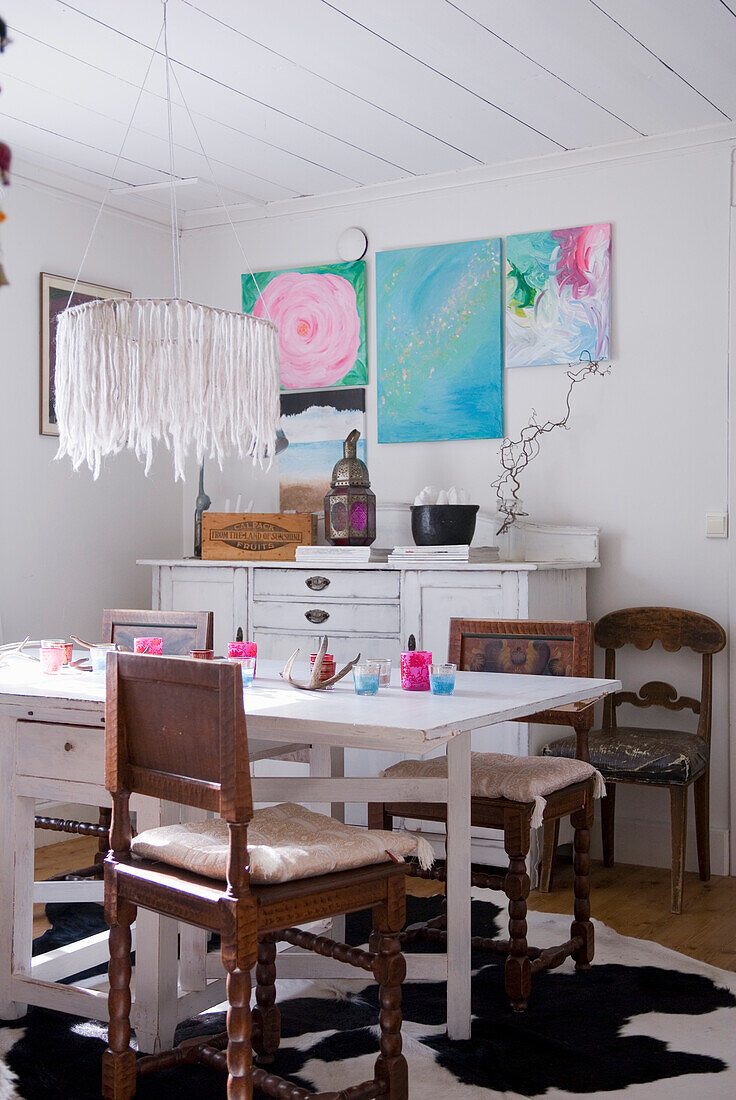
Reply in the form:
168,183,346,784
0,636,36,665
280,635,360,691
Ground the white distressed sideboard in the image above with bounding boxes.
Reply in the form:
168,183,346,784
140,514,599,857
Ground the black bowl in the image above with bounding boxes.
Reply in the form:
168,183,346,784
410,504,479,546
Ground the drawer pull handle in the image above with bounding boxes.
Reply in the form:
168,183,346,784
306,576,330,591
64,741,73,753
305,608,329,624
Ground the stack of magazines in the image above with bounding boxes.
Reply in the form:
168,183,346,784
295,545,390,563
388,545,499,563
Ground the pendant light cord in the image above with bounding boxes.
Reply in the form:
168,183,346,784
169,63,272,321
162,0,182,300
65,0,269,319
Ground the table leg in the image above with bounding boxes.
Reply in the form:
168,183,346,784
308,745,346,942
179,805,208,993
132,796,180,1053
0,715,28,1020
329,748,346,943
308,744,332,817
446,732,471,1040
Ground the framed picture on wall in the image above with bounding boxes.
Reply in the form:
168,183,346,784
39,272,131,436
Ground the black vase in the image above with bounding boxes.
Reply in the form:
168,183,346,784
410,504,479,546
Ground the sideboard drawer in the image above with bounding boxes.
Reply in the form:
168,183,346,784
252,598,400,634
253,630,402,665
253,568,400,601
16,721,104,784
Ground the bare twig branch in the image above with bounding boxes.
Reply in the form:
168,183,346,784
491,354,610,535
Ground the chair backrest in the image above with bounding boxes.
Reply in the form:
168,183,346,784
101,608,213,654
105,652,252,822
595,607,726,741
448,618,594,728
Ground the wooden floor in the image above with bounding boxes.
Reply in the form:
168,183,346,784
35,837,736,972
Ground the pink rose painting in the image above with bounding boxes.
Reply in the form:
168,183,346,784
242,261,367,390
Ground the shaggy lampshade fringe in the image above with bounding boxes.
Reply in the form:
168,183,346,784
55,297,280,480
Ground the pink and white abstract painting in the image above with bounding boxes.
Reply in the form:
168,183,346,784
505,223,611,367
242,261,367,390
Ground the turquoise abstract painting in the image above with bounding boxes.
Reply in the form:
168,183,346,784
506,223,611,368
376,238,503,443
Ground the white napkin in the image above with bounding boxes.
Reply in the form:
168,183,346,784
413,485,471,506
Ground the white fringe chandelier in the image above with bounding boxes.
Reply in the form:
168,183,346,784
54,1,280,481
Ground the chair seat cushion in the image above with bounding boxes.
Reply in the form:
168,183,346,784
542,729,708,784
130,802,434,885
382,753,605,829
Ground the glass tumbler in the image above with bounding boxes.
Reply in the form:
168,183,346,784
353,662,381,695
40,640,65,675
429,663,457,695
367,657,392,686
400,651,432,691
89,644,116,674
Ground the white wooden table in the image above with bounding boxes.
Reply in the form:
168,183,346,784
0,657,619,1046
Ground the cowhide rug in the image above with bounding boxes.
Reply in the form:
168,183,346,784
2,891,735,1099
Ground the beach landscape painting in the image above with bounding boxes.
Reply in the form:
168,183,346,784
376,238,503,443
242,261,367,390
279,389,366,513
505,223,611,368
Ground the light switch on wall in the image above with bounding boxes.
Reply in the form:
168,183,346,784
705,512,728,537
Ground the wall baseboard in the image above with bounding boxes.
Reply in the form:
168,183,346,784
589,818,730,878
408,820,731,881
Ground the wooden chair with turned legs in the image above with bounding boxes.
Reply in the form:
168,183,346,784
369,617,605,1013
33,609,214,880
542,607,726,914
103,653,420,1100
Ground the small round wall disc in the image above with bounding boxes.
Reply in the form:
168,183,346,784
337,227,368,261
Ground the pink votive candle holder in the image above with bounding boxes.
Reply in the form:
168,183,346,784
40,640,66,675
227,641,257,674
400,650,432,691
189,648,214,660
134,636,163,655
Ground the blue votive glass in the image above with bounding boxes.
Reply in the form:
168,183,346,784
232,655,256,689
353,662,381,696
429,663,456,695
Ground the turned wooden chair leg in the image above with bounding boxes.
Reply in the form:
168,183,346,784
693,772,710,882
372,885,408,1100
95,806,112,865
503,811,531,1012
670,785,688,914
102,900,137,1100
600,783,616,867
252,935,280,1064
538,818,559,893
570,794,595,970
222,937,254,1100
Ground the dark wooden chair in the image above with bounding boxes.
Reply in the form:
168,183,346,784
34,609,214,878
103,653,411,1100
446,618,596,891
368,617,602,1013
101,607,213,654
542,607,726,914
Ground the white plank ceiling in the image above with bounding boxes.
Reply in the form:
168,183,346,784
0,0,734,224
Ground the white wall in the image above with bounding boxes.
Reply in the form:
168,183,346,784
0,179,183,642
181,131,734,874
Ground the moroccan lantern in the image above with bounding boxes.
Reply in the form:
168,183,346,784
324,429,376,546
